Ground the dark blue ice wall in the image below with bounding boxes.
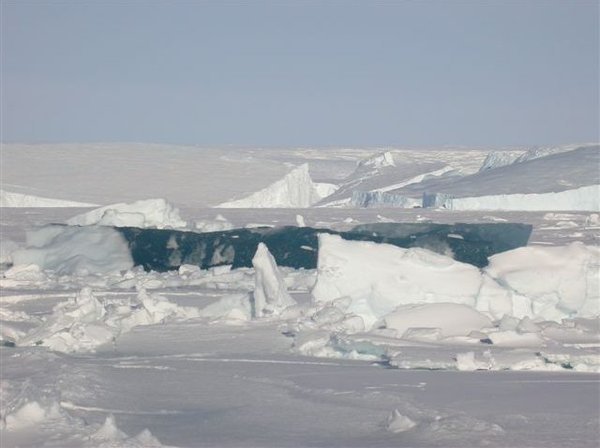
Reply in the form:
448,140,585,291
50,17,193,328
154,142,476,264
115,222,532,272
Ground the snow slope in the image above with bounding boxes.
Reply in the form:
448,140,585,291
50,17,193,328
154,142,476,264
401,145,599,198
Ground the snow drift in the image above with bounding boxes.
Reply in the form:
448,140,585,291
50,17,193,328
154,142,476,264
17,287,199,352
216,164,335,208
66,198,187,229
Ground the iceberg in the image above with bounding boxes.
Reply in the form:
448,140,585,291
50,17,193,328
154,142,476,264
9,221,531,275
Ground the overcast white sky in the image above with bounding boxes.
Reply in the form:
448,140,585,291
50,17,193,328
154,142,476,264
2,1,599,147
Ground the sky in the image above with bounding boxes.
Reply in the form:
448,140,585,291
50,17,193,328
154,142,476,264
1,0,599,147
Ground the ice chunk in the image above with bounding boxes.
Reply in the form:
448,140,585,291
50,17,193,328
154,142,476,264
386,410,417,433
216,164,327,208
383,303,493,338
11,225,133,275
67,198,187,229
312,234,484,329
485,242,600,321
198,293,252,321
195,214,234,232
350,191,420,208
455,352,491,371
252,243,296,317
350,222,532,268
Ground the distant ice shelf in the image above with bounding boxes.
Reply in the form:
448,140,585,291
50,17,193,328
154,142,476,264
0,189,97,208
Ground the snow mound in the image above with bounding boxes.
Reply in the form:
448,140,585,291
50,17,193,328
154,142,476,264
3,400,63,430
386,410,417,433
216,164,330,208
252,243,296,317
484,242,600,321
11,225,133,275
434,184,600,211
311,234,483,329
383,303,493,338
66,198,187,229
91,414,163,447
0,189,97,208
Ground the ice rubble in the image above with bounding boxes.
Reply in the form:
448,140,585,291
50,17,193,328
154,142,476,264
0,189,97,208
284,234,600,370
10,225,134,275
2,398,164,447
66,198,187,229
216,164,335,208
17,287,200,352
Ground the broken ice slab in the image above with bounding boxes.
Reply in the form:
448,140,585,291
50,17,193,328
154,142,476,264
115,222,532,272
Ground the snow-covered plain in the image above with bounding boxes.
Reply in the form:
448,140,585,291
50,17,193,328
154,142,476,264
1,143,599,447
